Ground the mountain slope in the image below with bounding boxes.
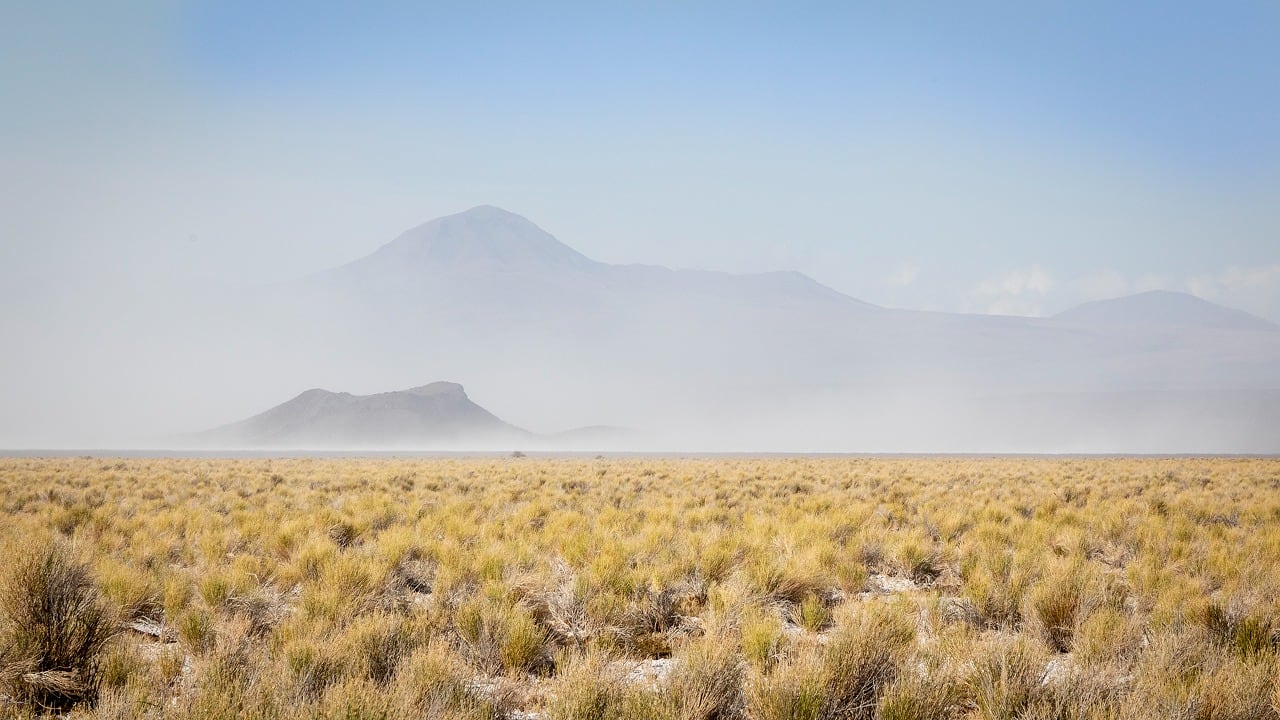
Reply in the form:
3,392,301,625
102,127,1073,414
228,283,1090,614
194,382,528,449
1053,290,1277,331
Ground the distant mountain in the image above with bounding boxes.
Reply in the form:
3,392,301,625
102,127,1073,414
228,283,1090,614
192,382,528,449
155,206,1280,453
342,204,595,274
1054,290,1277,331
308,205,868,327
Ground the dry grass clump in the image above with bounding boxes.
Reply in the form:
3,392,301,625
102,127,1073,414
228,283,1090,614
748,602,916,720
1,455,1279,717
659,636,747,720
0,538,118,712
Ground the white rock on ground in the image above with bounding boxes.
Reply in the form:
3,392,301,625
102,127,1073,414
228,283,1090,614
620,658,676,686
866,574,919,593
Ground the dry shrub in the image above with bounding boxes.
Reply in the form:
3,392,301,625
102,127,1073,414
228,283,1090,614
453,596,552,675
5,455,1280,720
345,613,421,685
96,561,161,622
1125,631,1277,720
327,521,360,549
226,584,291,639
391,641,494,719
173,643,284,720
628,584,701,635
97,643,144,692
968,635,1050,720
314,676,398,719
621,582,707,658
1028,560,1102,653
1192,655,1277,720
0,539,119,712
787,594,833,633
740,605,784,670
752,603,915,720
1025,667,1127,720
1070,605,1145,667
892,540,944,584
176,607,217,654
393,556,435,594
820,603,916,720
878,667,969,720
1197,599,1279,657
510,567,596,651
286,639,346,701
657,636,746,720
545,651,635,720
754,566,830,608
959,548,1035,630
939,596,983,628
748,650,827,720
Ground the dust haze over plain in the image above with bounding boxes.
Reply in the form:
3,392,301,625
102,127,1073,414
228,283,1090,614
2,3,1280,453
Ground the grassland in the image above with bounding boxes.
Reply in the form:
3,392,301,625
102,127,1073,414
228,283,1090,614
1,456,1278,719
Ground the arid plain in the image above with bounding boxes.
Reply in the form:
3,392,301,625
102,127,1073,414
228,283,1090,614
1,456,1278,719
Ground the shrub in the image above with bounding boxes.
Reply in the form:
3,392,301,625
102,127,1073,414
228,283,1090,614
454,596,551,674
878,670,968,720
0,540,119,712
393,641,494,719
968,635,1049,720
748,650,826,720
658,637,746,720
820,603,916,720
740,606,784,670
1197,600,1278,657
749,604,914,720
177,607,217,653
791,594,832,633
545,652,631,720
1028,559,1101,653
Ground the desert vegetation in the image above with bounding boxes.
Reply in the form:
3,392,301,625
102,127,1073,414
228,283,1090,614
0,456,1278,719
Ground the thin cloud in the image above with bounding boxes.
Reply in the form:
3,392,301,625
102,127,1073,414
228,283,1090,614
887,263,919,287
1189,264,1280,322
970,265,1054,315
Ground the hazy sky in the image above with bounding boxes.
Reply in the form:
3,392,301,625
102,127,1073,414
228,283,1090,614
4,1,1280,320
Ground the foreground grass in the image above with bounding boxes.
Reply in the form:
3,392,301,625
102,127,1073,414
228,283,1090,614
0,456,1278,719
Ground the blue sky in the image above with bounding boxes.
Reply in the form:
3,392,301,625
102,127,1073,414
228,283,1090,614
3,1,1280,319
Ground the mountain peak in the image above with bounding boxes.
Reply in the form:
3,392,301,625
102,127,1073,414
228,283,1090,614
1054,290,1277,331
457,204,522,219
372,206,593,271
403,381,467,397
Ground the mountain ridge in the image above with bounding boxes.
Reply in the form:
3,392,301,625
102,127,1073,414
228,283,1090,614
1053,289,1277,331
312,205,873,313
333,206,1271,326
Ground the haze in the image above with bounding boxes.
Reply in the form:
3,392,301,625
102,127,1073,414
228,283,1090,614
2,3,1279,452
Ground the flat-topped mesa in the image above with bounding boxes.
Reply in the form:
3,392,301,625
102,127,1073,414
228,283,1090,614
197,381,526,449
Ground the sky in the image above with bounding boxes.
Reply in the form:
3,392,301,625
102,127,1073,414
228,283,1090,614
3,1,1280,323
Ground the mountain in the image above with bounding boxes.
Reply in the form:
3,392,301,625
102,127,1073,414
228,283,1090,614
192,382,528,449
1054,290,1278,331
155,206,1280,453
308,204,868,330
349,204,595,273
